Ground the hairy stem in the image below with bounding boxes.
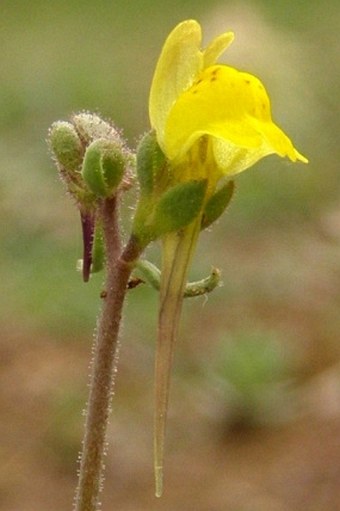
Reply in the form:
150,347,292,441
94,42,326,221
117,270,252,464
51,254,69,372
75,196,141,511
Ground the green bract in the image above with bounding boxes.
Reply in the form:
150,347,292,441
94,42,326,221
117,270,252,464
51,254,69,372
136,131,167,196
152,179,207,236
201,180,234,229
132,179,207,247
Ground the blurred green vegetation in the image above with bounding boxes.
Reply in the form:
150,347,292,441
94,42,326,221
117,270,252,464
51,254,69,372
1,0,339,339
43,384,86,472
211,330,295,428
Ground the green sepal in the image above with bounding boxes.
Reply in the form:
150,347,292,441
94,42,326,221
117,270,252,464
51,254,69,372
152,179,207,237
201,181,235,230
81,139,125,198
136,131,167,196
49,121,83,172
91,222,105,274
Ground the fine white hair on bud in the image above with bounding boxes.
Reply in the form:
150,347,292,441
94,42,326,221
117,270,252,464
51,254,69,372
71,112,123,146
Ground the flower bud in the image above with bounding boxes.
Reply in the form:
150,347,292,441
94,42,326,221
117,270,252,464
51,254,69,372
81,139,125,198
72,112,121,145
48,121,83,172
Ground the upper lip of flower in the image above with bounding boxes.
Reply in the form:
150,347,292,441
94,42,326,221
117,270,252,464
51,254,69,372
149,20,234,149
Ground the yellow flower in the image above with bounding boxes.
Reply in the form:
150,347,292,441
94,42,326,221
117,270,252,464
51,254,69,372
149,19,307,184
150,20,308,499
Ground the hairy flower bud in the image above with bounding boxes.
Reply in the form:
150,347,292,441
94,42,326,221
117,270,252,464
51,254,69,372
48,121,83,173
81,139,125,198
72,112,121,145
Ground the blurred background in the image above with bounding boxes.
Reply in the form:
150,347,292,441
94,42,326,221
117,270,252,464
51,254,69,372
1,0,340,509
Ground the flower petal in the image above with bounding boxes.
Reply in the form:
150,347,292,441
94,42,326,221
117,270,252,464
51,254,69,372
203,31,234,68
212,138,272,175
164,64,308,167
149,20,203,148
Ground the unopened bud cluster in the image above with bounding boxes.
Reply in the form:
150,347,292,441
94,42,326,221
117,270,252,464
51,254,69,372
48,112,133,208
48,112,134,281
